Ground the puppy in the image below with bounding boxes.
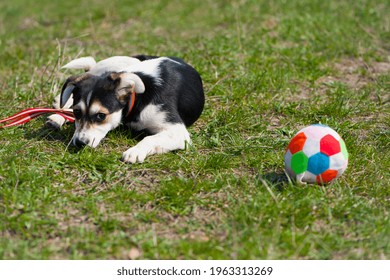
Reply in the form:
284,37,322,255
48,55,205,163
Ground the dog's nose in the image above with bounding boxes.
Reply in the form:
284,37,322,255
74,138,88,147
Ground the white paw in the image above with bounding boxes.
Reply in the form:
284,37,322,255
46,114,66,129
121,146,150,164
121,126,191,164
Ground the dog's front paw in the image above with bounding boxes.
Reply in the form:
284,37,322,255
46,114,66,130
121,147,149,164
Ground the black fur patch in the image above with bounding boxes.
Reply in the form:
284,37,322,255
125,57,205,127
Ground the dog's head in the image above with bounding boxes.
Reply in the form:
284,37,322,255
60,72,145,148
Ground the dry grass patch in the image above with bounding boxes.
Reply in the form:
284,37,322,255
317,58,390,90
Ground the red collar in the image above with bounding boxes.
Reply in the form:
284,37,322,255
125,91,136,118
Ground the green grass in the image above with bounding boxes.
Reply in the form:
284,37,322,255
0,0,389,259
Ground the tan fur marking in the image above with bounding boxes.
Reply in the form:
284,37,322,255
89,100,110,116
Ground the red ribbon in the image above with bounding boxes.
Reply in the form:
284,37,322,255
1,91,136,128
0,108,75,128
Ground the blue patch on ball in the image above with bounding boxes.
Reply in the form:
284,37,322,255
308,152,329,175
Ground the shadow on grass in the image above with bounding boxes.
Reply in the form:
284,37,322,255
25,124,73,143
115,125,149,141
256,171,291,192
24,123,148,153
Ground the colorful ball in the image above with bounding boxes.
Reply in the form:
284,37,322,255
284,124,348,184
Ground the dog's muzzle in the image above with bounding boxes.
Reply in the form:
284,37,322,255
73,137,89,147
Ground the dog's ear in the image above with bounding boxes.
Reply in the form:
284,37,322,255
60,74,92,108
109,72,145,103
61,57,96,72
60,80,75,108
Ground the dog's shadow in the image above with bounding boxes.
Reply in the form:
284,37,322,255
25,123,147,154
25,125,72,143
115,125,148,141
24,124,78,152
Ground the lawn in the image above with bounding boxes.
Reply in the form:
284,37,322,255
0,0,389,259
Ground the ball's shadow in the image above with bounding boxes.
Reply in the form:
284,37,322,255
256,171,290,191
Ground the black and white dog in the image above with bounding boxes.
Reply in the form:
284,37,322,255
47,55,204,163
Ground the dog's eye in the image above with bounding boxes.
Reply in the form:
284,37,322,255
96,113,106,122
73,109,82,119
